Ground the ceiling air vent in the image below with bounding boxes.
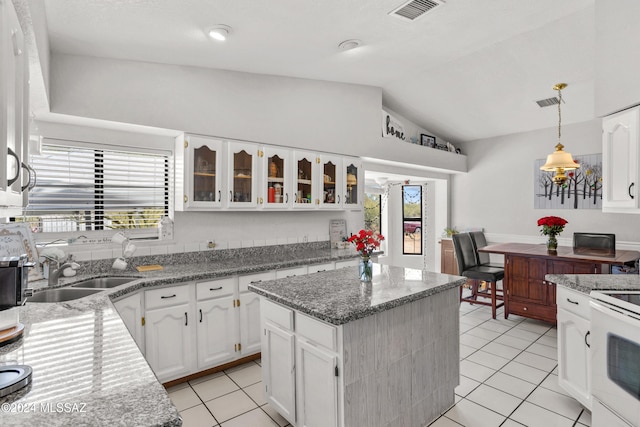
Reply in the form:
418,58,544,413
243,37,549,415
536,97,561,108
389,0,444,21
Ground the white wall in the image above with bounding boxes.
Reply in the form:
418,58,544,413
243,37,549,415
452,118,640,247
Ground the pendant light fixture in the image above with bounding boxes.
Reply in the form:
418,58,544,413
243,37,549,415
540,83,579,186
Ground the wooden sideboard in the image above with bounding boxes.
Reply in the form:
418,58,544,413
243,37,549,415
440,239,459,275
479,243,640,324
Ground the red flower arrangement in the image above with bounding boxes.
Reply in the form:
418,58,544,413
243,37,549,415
537,216,568,237
347,229,385,257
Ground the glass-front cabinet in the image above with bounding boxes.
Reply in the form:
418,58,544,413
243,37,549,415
177,135,223,210
261,147,291,209
228,142,258,208
318,154,342,209
342,157,362,209
293,151,317,209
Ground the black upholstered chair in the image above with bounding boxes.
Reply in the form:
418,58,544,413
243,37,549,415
470,231,503,268
452,233,505,319
573,232,616,256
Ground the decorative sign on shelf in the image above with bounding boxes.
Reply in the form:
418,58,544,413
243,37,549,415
381,110,405,141
534,153,602,210
329,219,349,249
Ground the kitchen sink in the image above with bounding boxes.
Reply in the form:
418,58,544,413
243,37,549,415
69,277,137,289
28,288,104,303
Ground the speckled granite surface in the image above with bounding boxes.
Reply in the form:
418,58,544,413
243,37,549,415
546,274,640,294
249,263,467,325
0,244,359,426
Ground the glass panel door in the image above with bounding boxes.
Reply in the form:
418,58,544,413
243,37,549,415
344,162,359,206
193,146,218,203
228,142,257,207
318,155,341,208
294,152,315,209
266,154,286,206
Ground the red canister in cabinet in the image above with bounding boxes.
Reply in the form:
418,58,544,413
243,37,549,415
268,187,275,203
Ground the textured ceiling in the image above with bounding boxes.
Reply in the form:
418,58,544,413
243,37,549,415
41,0,595,143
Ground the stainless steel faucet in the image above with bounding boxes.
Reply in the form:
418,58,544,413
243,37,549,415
43,255,77,286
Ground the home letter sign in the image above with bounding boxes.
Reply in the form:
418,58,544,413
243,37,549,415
382,111,405,140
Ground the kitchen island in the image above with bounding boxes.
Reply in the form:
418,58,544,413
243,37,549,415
249,263,466,427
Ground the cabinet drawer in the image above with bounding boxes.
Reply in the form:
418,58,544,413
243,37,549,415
509,300,556,324
335,259,359,269
196,277,236,301
307,262,335,274
239,271,276,293
296,313,337,351
556,286,591,319
276,266,308,279
262,299,293,331
146,284,191,310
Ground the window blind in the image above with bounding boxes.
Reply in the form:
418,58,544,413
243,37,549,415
18,142,169,233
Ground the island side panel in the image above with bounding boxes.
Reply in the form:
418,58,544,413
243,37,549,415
342,287,459,427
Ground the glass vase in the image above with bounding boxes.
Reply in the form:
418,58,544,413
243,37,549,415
359,256,373,282
547,235,558,253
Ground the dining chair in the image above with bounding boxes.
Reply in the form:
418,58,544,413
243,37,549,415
470,231,503,268
452,232,505,319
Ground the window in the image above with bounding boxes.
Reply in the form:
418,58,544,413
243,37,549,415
402,185,422,255
364,193,381,233
12,140,169,236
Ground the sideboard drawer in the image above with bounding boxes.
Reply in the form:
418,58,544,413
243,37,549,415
262,299,294,331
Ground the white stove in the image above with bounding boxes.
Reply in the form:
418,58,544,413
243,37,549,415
590,290,640,427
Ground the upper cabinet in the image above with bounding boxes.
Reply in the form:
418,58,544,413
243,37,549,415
228,141,258,208
176,135,224,210
1,0,29,210
602,106,640,213
175,134,362,211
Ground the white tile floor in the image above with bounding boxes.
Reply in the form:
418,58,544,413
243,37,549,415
166,298,591,427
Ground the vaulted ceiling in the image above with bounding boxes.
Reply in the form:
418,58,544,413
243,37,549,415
40,0,595,143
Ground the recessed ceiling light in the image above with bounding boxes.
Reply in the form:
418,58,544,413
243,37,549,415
338,39,362,51
207,25,232,41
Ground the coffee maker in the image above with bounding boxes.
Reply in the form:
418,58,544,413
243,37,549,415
0,255,30,310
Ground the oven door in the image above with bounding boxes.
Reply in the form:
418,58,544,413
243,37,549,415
591,299,640,426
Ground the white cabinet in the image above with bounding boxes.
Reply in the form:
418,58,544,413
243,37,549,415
276,266,308,279
292,150,318,209
318,154,343,209
175,134,224,210
113,293,145,355
1,0,28,210
308,262,335,274
228,141,258,208
341,157,363,210
145,284,196,382
557,287,592,410
261,299,340,427
196,277,238,369
239,271,275,356
260,146,292,209
602,106,640,213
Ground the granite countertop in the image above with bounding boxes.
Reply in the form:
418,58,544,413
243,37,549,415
0,247,358,426
249,263,466,325
546,274,640,294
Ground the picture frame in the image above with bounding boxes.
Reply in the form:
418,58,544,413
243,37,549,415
420,134,436,148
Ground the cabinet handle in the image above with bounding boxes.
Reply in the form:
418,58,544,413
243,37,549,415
209,286,223,291
285,193,289,203
160,294,176,299
566,298,579,305
218,190,221,201
21,163,36,192
185,312,188,326
337,194,340,204
230,191,233,201
7,148,20,186
585,331,591,348
629,183,635,200
199,309,203,323
251,280,262,284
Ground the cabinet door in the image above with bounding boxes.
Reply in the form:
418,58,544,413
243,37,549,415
602,107,639,212
113,293,145,355
239,292,261,356
557,308,592,410
145,304,195,382
263,322,296,425
342,157,362,209
296,339,339,427
508,256,546,304
197,296,237,369
261,146,292,209
318,154,342,209
440,239,458,275
0,2,25,208
292,150,317,209
228,141,258,208
185,135,223,209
